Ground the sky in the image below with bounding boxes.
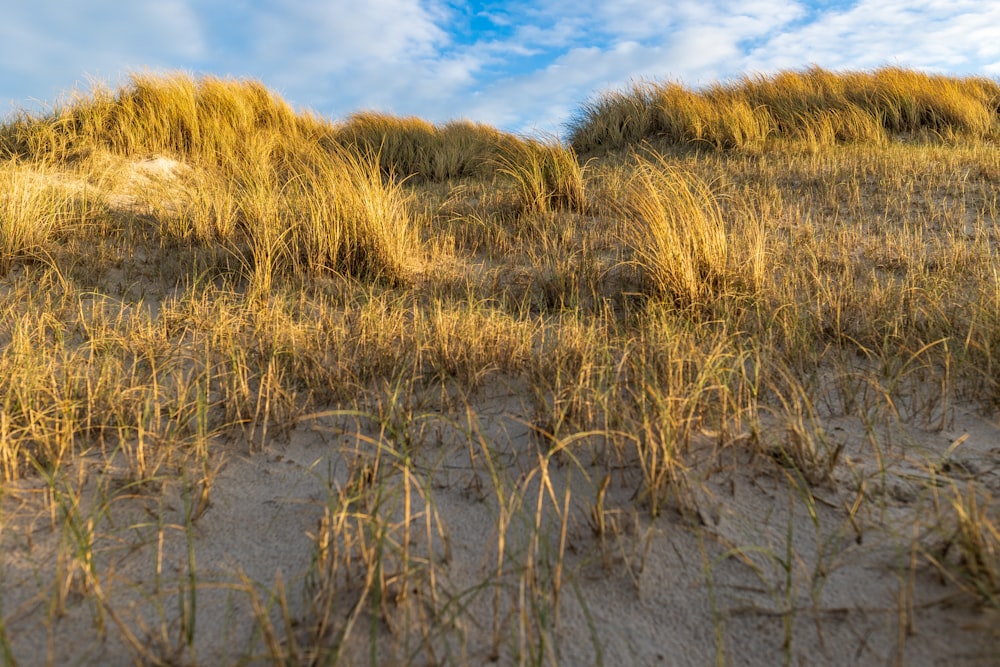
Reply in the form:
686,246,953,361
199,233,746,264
3,1,1000,134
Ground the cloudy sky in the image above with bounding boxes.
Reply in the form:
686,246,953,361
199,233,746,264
3,1,999,133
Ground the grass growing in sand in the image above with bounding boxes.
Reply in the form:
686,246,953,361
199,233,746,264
1,67,1000,665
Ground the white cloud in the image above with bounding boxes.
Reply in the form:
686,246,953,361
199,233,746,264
3,0,999,130
217,0,482,121
246,0,447,67
450,0,807,131
460,0,1000,131
743,0,1000,75
1,1,205,110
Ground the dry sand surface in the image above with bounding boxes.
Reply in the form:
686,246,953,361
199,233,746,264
2,384,998,665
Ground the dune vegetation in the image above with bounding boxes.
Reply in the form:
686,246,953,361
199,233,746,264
0,67,999,665
569,65,1000,153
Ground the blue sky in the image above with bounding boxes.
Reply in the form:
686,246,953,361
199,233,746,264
3,1,999,133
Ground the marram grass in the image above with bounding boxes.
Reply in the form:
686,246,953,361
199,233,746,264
1,68,999,665
0,74,420,284
0,72,329,165
569,65,1000,153
335,111,513,181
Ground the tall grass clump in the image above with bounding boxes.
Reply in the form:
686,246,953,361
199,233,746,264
225,137,418,290
0,72,330,165
926,483,1000,611
493,136,587,214
659,83,773,150
567,87,658,155
336,112,436,178
619,152,732,308
295,142,418,282
0,161,103,273
0,73,420,286
569,66,1000,153
583,81,771,150
336,112,508,181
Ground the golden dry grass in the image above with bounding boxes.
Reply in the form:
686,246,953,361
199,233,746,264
1,69,999,665
569,66,1000,153
335,111,510,181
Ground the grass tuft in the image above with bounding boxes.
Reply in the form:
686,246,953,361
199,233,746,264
569,66,1000,153
336,111,511,181
0,160,104,273
618,151,732,307
493,136,587,215
1,72,329,164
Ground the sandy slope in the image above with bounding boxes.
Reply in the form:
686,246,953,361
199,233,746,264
2,153,998,665
2,383,998,666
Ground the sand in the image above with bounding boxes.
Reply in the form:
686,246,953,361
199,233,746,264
1,383,998,666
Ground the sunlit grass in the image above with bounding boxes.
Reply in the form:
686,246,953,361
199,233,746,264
569,66,1000,153
1,68,999,664
336,111,512,181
